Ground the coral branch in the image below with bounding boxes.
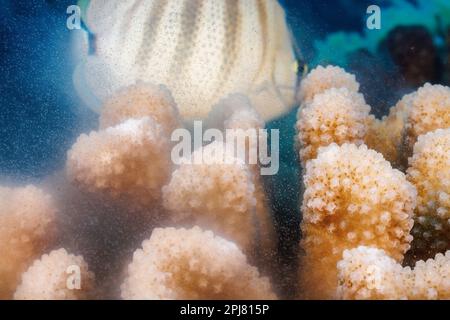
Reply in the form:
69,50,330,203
404,83,450,156
337,246,450,300
67,117,172,209
299,144,415,299
14,248,95,300
99,82,180,134
407,128,450,259
0,185,57,299
162,141,272,256
298,65,360,104
121,227,277,300
296,87,371,166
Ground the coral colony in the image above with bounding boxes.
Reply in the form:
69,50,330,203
0,64,449,300
297,66,449,299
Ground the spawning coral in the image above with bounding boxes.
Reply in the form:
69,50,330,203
407,128,450,260
14,248,95,300
337,246,450,300
0,185,57,299
296,87,371,166
120,226,277,300
299,143,416,299
67,117,172,209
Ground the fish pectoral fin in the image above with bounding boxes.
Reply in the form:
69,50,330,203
73,56,118,114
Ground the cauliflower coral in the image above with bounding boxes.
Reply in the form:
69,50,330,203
14,248,95,300
120,226,277,300
297,65,360,103
299,143,416,299
67,117,172,208
0,185,57,299
298,67,450,171
99,82,180,134
296,87,371,166
295,66,450,300
337,246,450,300
162,141,275,258
66,81,182,211
403,83,450,155
407,128,450,259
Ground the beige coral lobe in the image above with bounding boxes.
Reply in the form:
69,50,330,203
364,93,413,168
298,143,415,299
67,117,172,208
337,246,450,300
14,248,95,300
99,82,181,134
404,83,450,156
295,65,450,300
297,65,360,104
0,185,57,299
162,140,276,263
121,226,277,300
67,81,181,212
407,128,450,260
296,87,371,166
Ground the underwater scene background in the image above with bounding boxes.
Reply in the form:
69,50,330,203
5,0,450,180
0,0,449,300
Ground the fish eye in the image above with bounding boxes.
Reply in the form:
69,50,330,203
294,60,308,88
297,60,308,76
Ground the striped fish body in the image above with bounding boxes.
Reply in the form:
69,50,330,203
77,0,298,122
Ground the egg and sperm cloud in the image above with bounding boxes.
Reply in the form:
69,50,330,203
74,0,299,122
